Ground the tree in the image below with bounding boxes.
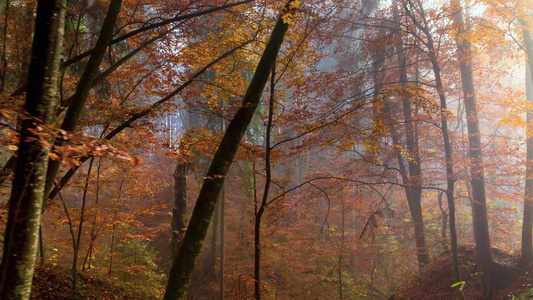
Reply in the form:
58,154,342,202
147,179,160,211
402,0,462,285
253,61,276,300
42,0,122,203
451,0,494,296
171,158,189,260
164,0,299,298
392,0,429,269
451,0,493,281
520,0,533,266
0,0,66,297
372,2,430,268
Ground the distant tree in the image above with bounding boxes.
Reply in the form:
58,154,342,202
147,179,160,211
520,1,533,266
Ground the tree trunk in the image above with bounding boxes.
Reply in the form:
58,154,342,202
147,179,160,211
520,2,533,266
72,157,94,288
43,0,122,204
254,61,276,300
402,0,461,287
392,1,429,268
0,0,66,297
219,106,226,300
163,2,297,298
437,191,448,248
523,62,533,265
171,162,189,259
219,184,225,300
452,1,494,297
371,9,428,269
432,49,463,300
108,171,125,277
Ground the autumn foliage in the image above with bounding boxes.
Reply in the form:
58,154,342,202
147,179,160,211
2,0,533,299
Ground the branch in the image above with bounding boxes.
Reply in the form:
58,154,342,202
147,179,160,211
46,40,252,204
61,0,254,67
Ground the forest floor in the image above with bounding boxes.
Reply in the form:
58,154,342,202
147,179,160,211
29,245,533,300
390,245,533,299
31,265,163,299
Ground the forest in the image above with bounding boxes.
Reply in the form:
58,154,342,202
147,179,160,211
1,0,533,299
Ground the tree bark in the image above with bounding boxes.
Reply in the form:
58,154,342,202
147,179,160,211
0,0,66,297
452,1,494,297
163,2,297,298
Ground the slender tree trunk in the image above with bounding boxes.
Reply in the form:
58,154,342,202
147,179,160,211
403,0,462,287
254,59,276,300
429,50,462,292
338,197,345,300
0,0,9,94
108,170,125,276
83,157,103,271
219,104,226,300
57,190,77,289
163,2,297,298
523,63,533,265
437,191,448,248
372,9,428,268
0,0,5,41
72,157,94,288
520,2,533,266
171,162,189,259
219,184,225,299
0,0,66,298
392,1,429,268
254,207,265,300
43,0,122,204
39,225,45,263
211,197,220,278
452,2,494,297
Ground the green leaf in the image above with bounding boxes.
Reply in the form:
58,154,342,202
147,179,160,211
451,281,466,290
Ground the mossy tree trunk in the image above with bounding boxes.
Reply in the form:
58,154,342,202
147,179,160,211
0,0,66,298
163,1,298,299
